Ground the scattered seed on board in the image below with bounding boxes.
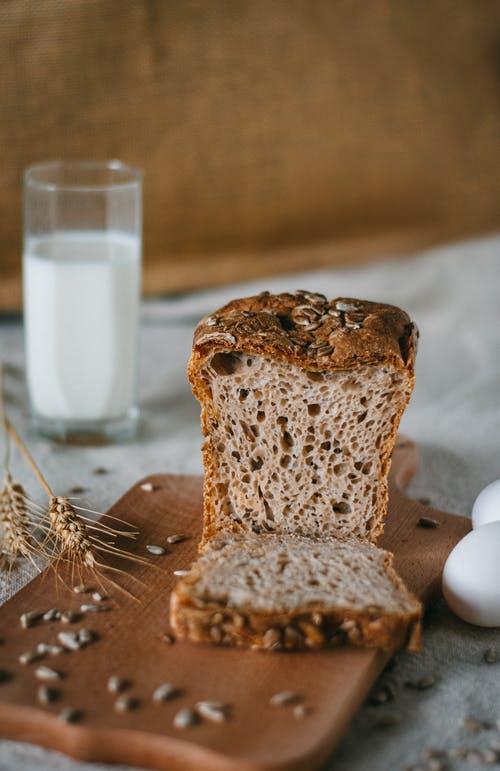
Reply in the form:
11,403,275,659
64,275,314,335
293,704,311,719
78,629,94,646
20,611,42,629
92,592,105,602
140,483,155,492
80,604,110,613
37,685,60,705
35,666,62,682
43,609,61,622
173,708,198,729
43,644,64,656
57,632,81,651
58,708,82,723
19,650,45,665
107,676,130,694
166,534,187,544
114,695,138,712
417,517,441,529
61,610,80,624
162,633,175,645
173,569,189,577
73,584,91,594
152,683,179,703
146,544,166,555
196,701,230,723
484,647,499,664
270,691,300,706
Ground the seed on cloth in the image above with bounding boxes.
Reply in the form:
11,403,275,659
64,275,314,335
166,534,187,544
417,517,441,529
484,647,499,664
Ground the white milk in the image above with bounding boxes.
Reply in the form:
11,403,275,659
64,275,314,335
23,231,141,421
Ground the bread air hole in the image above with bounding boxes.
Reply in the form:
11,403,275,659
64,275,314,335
307,403,321,416
210,352,243,375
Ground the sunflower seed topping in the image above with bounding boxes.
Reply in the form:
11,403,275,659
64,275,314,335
73,584,91,594
140,482,155,492
78,629,94,646
335,301,359,312
80,604,110,613
146,544,166,555
173,707,199,729
91,592,105,602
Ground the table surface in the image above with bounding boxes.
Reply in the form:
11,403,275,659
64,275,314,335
1,234,500,771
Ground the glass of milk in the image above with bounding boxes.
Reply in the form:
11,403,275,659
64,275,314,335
23,161,142,443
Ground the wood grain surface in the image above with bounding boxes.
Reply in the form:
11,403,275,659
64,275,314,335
0,440,471,771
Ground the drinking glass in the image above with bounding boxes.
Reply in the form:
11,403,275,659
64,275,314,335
23,161,142,443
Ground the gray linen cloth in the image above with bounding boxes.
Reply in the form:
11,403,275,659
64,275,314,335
1,234,500,770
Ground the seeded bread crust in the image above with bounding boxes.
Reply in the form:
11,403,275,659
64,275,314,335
189,292,418,376
170,536,422,654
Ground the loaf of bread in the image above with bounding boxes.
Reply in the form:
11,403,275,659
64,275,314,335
170,291,421,652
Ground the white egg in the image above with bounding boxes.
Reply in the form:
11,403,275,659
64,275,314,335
472,478,500,528
442,521,500,626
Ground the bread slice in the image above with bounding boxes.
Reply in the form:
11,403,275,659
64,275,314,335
170,533,422,653
188,292,417,543
171,291,421,653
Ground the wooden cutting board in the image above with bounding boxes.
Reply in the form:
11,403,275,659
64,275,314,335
0,439,470,771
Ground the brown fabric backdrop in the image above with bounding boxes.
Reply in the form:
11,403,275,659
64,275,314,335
1,0,500,311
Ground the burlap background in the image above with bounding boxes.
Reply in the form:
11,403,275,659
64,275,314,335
1,0,500,310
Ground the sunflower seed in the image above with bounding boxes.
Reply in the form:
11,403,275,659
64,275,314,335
162,633,175,645
152,683,179,703
404,675,435,690
369,684,394,706
57,632,81,651
166,534,187,544
19,650,45,665
140,483,156,492
335,301,359,312
35,666,62,681
270,691,299,706
461,715,490,732
73,584,91,594
37,685,60,705
91,592,105,602
58,707,82,723
93,467,109,475
114,694,138,712
80,604,110,613
107,676,130,693
481,748,500,763
20,611,42,629
484,647,499,664
196,701,230,723
146,544,165,555
78,629,94,646
173,708,199,729
43,609,61,622
61,610,79,624
417,517,441,529
293,704,311,719
45,645,64,656
69,486,86,494
173,569,189,576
